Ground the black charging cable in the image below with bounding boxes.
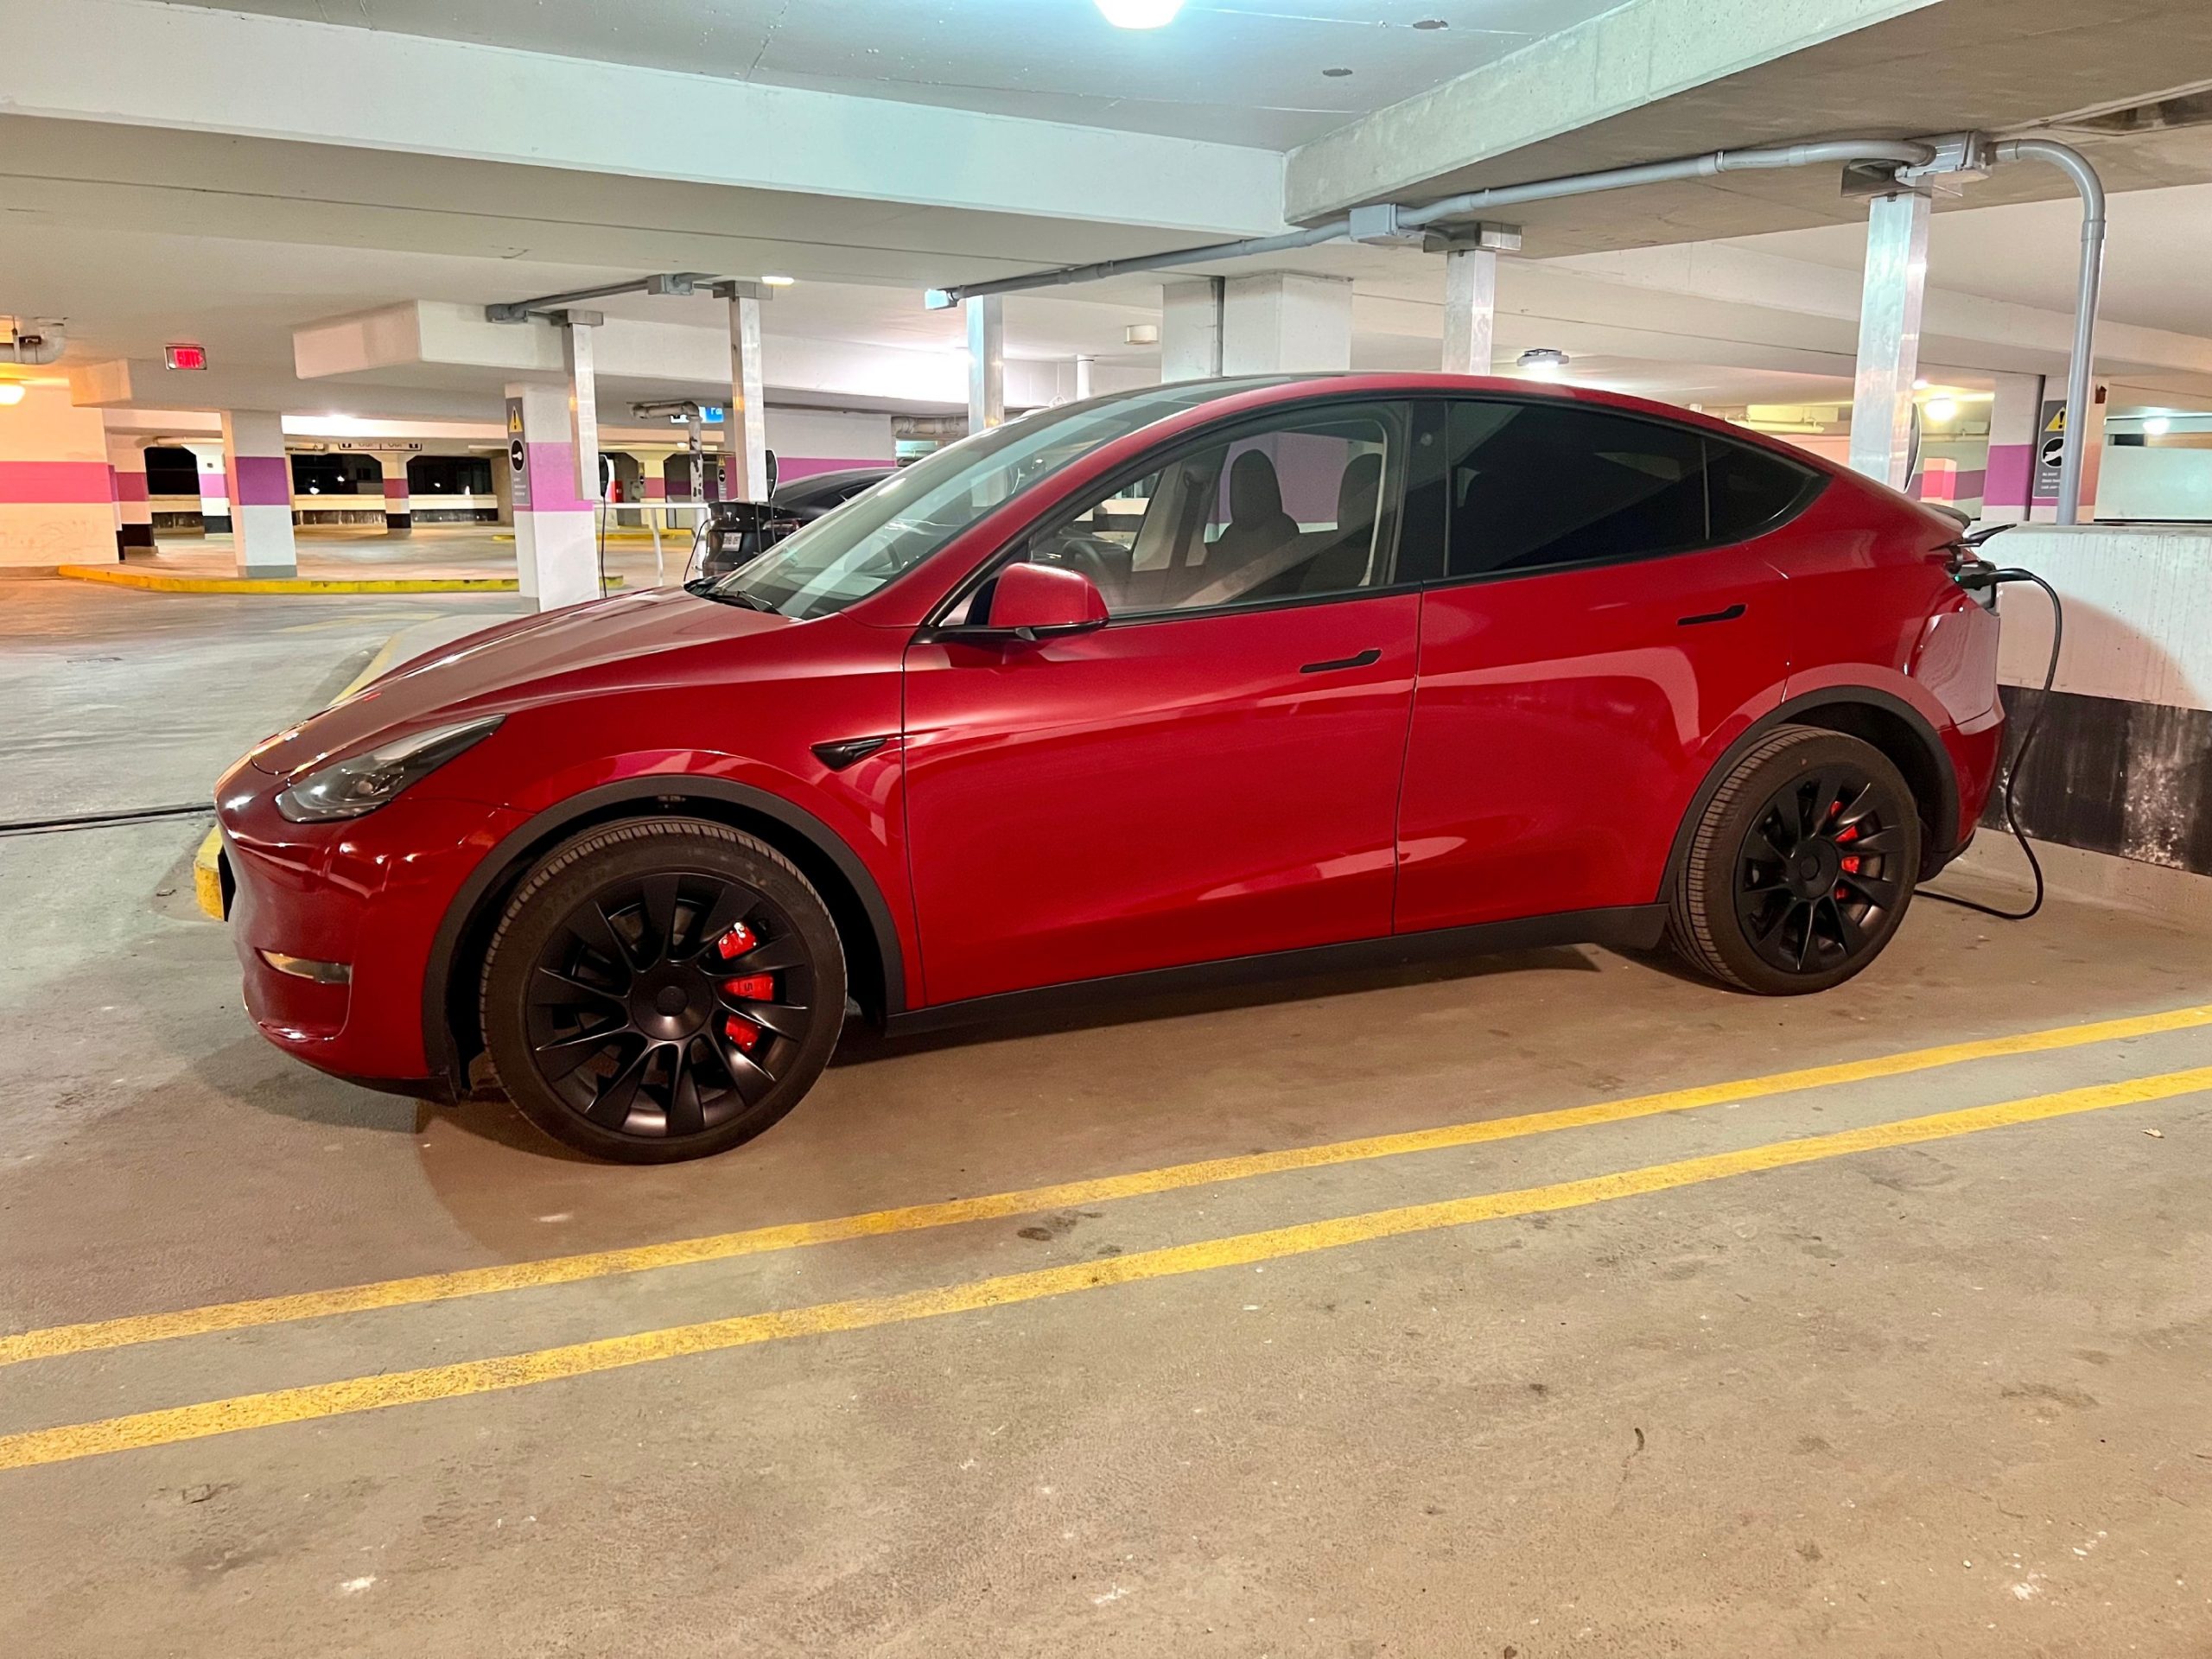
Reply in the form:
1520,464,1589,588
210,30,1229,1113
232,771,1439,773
1922,549,2063,922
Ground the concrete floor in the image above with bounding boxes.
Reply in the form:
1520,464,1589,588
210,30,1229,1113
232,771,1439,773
3,575,2210,1656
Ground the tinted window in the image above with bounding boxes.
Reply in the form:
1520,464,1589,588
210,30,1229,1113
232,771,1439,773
1444,401,1706,578
999,404,1397,618
1707,441,1816,541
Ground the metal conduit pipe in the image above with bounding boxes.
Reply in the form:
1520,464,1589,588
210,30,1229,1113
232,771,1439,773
925,222,1351,308
1993,138,2105,525
923,137,1937,308
1394,138,1936,227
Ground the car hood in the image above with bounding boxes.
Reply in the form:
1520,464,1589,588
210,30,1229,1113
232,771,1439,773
245,587,791,778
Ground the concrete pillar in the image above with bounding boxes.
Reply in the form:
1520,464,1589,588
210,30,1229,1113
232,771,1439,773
0,384,119,569
1221,272,1353,375
105,428,154,559
966,296,1005,435
726,285,769,499
1982,372,2044,526
505,380,597,610
1160,278,1224,382
1440,246,1499,377
1073,354,1096,401
560,317,603,508
185,441,231,536
221,410,296,577
368,450,413,532
1847,188,1933,490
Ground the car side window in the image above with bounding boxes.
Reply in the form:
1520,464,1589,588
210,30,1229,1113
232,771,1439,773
1009,404,1400,619
1443,400,1707,578
1706,441,1817,541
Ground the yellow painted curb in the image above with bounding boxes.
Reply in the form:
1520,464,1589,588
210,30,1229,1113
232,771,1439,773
59,564,524,594
192,827,225,921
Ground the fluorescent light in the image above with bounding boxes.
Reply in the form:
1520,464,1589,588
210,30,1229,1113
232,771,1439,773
760,274,797,288
2145,415,2173,436
1923,396,1958,423
0,384,24,406
1516,347,1570,381
1911,377,1930,390
1096,0,1183,26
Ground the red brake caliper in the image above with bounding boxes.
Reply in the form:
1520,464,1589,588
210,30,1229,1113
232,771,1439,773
715,924,769,1050
1834,817,1861,898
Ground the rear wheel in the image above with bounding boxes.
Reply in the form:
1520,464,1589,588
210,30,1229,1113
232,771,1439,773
480,817,845,1163
1669,726,1919,995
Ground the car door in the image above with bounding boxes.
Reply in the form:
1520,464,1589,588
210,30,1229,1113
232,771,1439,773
1394,398,1810,934
902,401,1421,1007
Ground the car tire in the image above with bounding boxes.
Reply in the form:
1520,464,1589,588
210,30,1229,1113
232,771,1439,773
1669,725,1921,995
480,817,845,1163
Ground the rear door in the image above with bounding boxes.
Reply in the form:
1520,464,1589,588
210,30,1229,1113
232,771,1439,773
1394,398,1813,932
902,401,1421,1006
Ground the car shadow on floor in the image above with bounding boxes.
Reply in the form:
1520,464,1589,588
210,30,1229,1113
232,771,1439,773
830,943,1605,1067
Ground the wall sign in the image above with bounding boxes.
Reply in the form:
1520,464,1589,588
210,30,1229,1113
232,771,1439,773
506,397,529,508
2032,399,2068,503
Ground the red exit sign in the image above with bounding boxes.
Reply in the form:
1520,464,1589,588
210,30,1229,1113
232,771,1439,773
163,342,208,371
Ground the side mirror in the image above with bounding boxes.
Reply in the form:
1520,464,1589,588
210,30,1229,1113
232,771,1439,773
948,561,1110,644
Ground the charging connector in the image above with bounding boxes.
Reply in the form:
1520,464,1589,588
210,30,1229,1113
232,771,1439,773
1923,557,2064,921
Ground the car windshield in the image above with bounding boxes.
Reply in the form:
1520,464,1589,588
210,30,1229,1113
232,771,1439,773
695,379,1294,620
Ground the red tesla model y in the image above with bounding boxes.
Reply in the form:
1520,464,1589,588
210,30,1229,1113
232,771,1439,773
215,375,2004,1162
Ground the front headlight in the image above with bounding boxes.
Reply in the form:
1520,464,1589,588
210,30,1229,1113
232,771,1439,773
274,716,503,823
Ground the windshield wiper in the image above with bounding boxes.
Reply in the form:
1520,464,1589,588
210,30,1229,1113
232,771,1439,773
686,578,779,613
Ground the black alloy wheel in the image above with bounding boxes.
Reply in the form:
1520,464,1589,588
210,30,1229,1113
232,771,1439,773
481,818,845,1162
1732,764,1905,976
1669,726,1921,995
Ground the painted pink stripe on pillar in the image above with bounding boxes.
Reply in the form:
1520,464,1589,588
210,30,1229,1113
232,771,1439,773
198,472,227,495
0,461,119,504
383,477,409,499
1985,442,2034,508
522,441,590,513
643,478,668,500
114,474,150,503
231,454,292,508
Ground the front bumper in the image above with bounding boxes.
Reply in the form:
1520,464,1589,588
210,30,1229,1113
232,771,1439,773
216,757,523,1084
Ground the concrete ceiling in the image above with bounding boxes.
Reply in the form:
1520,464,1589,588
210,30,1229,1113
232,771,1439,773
147,0,1625,149
1287,0,2212,252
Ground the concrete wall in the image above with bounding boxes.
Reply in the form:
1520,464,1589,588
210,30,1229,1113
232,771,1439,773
765,408,894,477
0,387,114,567
1974,524,2212,914
2097,446,2212,524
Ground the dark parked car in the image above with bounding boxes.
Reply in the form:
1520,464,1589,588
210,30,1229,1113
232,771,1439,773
215,375,2003,1163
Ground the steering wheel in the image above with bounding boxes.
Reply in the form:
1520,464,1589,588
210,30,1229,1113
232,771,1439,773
1034,531,1122,590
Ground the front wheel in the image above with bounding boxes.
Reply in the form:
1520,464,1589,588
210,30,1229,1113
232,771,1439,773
480,817,846,1163
1669,726,1920,995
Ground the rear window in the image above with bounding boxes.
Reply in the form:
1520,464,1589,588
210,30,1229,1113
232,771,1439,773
1706,442,1819,542
1434,400,1822,581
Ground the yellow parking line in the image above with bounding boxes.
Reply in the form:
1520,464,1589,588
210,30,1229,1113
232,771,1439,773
5,1001,2209,1370
2,1065,2202,1474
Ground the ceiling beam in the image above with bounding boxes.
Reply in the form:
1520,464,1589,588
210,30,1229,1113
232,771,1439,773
0,0,1289,238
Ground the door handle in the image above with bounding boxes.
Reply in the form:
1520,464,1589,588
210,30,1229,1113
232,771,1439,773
1300,647,1382,674
1677,602,1747,627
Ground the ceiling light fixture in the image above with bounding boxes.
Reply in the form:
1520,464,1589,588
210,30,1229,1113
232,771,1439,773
1095,0,1184,28
1517,348,1570,381
1923,396,1959,423
2145,415,2174,436
0,384,24,406
760,274,797,287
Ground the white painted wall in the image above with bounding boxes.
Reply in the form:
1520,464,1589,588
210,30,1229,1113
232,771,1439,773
2096,446,2212,523
1991,524,2212,712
